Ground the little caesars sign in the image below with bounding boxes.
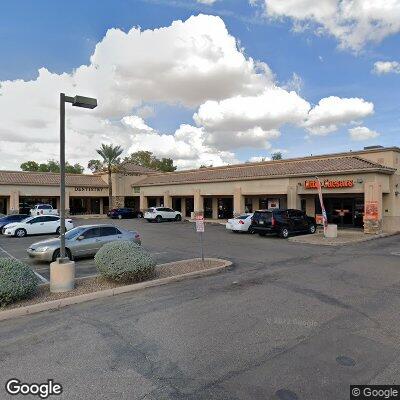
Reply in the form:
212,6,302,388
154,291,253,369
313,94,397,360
305,179,354,189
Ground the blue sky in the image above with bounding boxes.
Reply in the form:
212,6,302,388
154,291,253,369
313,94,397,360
0,0,399,169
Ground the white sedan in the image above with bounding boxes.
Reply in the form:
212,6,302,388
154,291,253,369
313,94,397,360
2,215,74,238
225,213,254,233
144,207,182,223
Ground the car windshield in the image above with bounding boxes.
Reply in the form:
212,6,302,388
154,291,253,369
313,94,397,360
65,227,86,240
146,208,155,212
236,215,250,219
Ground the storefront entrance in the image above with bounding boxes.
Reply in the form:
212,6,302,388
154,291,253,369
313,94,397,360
218,198,233,219
0,197,7,215
125,196,139,210
315,196,364,228
69,197,107,215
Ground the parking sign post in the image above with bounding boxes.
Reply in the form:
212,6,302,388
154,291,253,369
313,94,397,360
195,214,205,265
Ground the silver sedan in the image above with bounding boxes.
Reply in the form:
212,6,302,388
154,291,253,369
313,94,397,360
27,224,141,262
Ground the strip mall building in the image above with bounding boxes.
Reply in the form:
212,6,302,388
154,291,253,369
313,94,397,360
0,146,399,234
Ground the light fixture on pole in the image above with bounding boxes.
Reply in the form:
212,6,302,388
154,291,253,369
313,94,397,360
50,93,97,293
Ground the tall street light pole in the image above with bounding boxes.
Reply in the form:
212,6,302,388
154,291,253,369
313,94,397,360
50,93,97,293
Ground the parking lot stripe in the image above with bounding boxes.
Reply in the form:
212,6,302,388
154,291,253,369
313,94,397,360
0,245,49,284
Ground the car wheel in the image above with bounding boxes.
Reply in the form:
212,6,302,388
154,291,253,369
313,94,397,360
279,228,290,239
309,224,316,234
15,228,27,238
52,249,60,262
175,214,182,222
118,214,123,219
155,215,162,223
258,232,266,237
137,212,143,219
248,228,255,234
52,248,72,262
56,226,61,235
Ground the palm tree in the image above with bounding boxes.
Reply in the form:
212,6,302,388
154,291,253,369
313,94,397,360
96,144,123,209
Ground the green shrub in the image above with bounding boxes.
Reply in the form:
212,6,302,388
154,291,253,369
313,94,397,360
0,258,39,307
94,241,156,283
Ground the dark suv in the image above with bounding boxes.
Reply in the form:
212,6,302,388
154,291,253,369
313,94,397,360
251,209,316,239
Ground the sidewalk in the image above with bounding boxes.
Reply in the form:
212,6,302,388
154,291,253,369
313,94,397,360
289,229,398,246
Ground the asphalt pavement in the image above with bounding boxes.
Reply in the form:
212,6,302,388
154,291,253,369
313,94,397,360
0,219,399,399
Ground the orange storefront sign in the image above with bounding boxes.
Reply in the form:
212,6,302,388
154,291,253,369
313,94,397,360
305,179,354,189
364,201,379,221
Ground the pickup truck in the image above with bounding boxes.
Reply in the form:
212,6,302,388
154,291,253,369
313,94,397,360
30,204,59,216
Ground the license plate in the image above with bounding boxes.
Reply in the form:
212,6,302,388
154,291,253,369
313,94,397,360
259,221,264,224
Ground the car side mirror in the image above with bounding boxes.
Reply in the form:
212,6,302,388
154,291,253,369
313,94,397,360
77,236,85,241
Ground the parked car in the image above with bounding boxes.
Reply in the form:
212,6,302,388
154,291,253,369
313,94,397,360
251,209,316,238
2,215,73,238
27,224,141,262
0,214,29,231
144,207,182,222
107,208,144,219
226,213,254,233
30,204,59,216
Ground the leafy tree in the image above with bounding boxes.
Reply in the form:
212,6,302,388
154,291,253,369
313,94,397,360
96,144,123,208
123,151,176,172
200,164,213,169
87,159,103,173
66,163,84,174
20,160,84,174
271,152,283,160
20,161,39,171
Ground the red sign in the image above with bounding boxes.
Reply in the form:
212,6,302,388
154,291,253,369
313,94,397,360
195,215,205,232
364,201,379,221
305,179,354,189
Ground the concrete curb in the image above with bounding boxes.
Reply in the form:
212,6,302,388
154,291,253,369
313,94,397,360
0,258,232,322
288,231,399,246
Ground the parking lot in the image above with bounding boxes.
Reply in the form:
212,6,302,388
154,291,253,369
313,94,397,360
0,216,323,281
1,216,400,398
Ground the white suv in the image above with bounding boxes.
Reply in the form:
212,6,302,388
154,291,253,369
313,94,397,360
144,207,182,223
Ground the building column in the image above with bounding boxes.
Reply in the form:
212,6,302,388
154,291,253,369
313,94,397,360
305,196,315,217
194,189,203,215
364,181,383,234
233,187,245,216
99,198,104,215
9,191,19,214
252,197,259,212
164,191,172,208
287,186,301,209
212,197,218,219
180,197,186,217
140,194,148,212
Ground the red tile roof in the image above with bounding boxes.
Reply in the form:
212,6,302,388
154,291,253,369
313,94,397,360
0,171,108,187
139,156,395,186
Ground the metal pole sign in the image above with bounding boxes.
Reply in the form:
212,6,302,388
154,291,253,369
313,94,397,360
315,176,328,236
195,214,205,263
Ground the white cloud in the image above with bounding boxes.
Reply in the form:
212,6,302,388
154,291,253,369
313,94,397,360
349,126,380,141
0,14,270,169
197,0,217,4
127,123,238,169
282,72,303,93
260,0,400,51
248,156,271,162
304,96,374,135
373,61,400,75
0,14,375,170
